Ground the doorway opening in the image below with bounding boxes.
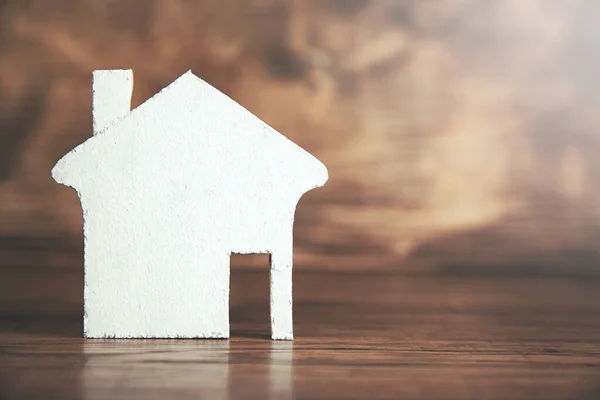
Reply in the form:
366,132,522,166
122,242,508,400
229,253,271,339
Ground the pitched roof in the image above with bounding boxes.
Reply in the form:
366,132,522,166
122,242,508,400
52,71,328,193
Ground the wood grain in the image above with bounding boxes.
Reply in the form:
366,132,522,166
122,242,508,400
2,0,600,272
1,2,600,397
1,266,600,399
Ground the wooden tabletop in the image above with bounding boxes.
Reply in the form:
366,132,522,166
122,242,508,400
1,266,600,399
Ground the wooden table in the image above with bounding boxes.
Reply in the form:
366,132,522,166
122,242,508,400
1,266,600,399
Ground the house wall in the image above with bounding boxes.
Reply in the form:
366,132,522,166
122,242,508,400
80,185,232,338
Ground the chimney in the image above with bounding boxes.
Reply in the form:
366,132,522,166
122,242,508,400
92,69,133,135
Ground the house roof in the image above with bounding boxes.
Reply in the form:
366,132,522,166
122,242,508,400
52,71,328,195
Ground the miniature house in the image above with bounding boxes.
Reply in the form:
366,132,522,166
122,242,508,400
52,70,328,340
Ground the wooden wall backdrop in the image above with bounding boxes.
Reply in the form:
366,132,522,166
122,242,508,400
1,0,600,273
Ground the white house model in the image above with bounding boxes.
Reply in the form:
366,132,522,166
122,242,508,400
52,70,328,340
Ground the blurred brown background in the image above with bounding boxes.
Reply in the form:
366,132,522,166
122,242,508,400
2,0,600,274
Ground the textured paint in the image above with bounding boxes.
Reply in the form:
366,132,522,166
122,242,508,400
92,70,133,135
52,70,328,340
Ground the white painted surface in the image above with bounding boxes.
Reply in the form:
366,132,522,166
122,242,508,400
52,70,328,339
92,70,133,135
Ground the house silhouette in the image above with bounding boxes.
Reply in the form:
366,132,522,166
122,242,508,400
52,70,328,340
